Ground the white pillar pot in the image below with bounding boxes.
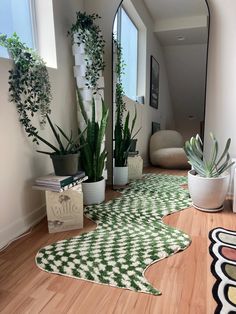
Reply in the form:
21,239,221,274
73,65,86,78
82,178,105,205
113,166,129,186
188,170,230,212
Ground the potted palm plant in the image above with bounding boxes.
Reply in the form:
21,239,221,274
77,90,108,205
184,133,234,212
31,115,86,176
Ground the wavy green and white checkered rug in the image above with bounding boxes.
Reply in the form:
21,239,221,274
36,174,191,295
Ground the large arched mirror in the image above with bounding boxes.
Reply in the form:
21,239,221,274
112,0,209,186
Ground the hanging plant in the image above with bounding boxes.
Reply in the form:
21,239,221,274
114,38,126,125
113,38,140,167
0,33,52,143
68,12,105,91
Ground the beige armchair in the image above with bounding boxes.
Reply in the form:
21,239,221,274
149,130,190,169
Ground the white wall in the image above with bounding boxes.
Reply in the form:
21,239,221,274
0,0,84,248
85,0,175,169
164,44,207,141
204,0,236,160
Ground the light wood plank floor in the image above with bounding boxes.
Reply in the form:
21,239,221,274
0,168,235,314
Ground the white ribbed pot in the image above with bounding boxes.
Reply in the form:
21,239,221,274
113,166,129,185
82,178,105,205
188,170,230,212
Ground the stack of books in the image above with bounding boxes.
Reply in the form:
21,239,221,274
33,171,87,192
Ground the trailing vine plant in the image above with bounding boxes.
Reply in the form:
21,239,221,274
0,33,52,143
113,38,140,167
68,12,105,92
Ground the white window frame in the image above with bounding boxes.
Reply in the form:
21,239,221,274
116,6,139,101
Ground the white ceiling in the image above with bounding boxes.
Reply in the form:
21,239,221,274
144,0,208,46
144,0,208,21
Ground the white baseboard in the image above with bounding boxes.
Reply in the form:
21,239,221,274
0,205,46,250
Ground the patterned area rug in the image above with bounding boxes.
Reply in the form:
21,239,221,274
209,227,236,313
36,174,191,295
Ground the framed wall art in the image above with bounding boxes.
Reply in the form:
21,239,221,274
150,56,160,109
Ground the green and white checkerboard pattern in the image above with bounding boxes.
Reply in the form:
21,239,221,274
36,174,191,295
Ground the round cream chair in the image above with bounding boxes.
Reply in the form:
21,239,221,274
149,130,190,169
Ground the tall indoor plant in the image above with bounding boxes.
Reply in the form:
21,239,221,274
77,90,108,205
184,133,234,212
113,39,140,185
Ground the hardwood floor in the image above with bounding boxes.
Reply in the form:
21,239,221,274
0,167,235,313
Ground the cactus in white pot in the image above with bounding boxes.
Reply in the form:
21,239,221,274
184,133,234,212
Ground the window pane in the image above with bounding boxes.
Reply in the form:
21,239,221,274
0,0,34,58
120,8,138,100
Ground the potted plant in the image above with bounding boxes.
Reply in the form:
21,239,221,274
31,115,86,176
113,38,140,185
68,12,105,92
184,133,234,212
0,33,51,143
77,90,108,205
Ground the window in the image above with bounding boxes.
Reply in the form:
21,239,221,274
114,7,138,101
0,0,36,58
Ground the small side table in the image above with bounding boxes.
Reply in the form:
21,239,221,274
128,155,143,180
45,186,83,233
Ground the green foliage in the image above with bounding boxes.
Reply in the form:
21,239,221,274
77,89,109,182
184,133,234,177
0,33,52,144
114,109,140,167
114,39,126,125
113,38,140,167
30,115,85,155
68,12,105,91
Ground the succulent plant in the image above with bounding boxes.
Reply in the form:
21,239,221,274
184,133,234,177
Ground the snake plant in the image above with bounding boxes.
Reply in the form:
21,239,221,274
184,133,234,177
114,108,140,167
77,90,108,182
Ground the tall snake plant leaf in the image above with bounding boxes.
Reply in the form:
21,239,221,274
76,87,88,123
46,114,65,153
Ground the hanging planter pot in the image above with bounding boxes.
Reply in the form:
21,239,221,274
50,153,79,176
83,88,93,101
82,178,105,205
73,65,86,78
113,166,129,185
76,76,86,89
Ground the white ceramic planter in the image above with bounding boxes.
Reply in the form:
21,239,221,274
74,53,86,66
188,170,230,212
76,76,86,89
82,178,105,205
73,65,86,78
113,166,129,186
82,88,93,101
